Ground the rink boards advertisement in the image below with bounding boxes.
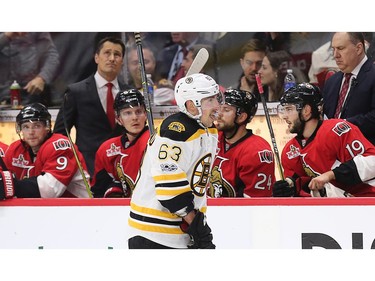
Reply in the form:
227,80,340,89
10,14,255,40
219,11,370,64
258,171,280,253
0,198,375,249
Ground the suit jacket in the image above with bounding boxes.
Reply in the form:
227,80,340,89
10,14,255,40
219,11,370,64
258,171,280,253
53,75,129,177
323,58,375,145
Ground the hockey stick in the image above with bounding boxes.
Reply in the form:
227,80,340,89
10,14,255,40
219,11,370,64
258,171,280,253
134,32,155,135
186,47,209,76
62,93,93,198
255,74,285,180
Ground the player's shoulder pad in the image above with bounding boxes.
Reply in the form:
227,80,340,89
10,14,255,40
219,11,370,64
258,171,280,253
159,112,201,142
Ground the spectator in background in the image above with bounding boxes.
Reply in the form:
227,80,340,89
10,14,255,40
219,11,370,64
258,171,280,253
289,32,333,80
254,32,291,52
0,32,60,106
126,42,157,90
126,42,176,105
235,39,267,100
91,89,149,198
156,32,214,86
181,44,226,93
258,50,292,102
210,89,275,197
307,40,339,90
53,36,130,177
2,103,90,199
323,32,375,145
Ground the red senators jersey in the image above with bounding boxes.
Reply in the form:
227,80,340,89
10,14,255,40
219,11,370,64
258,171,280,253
91,127,150,194
4,133,90,198
282,119,375,197
0,141,9,170
209,130,275,197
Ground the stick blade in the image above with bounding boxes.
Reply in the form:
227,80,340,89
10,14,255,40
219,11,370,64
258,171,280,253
185,48,209,77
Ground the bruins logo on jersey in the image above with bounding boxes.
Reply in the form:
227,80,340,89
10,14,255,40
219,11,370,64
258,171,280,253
168,122,185,133
191,153,212,197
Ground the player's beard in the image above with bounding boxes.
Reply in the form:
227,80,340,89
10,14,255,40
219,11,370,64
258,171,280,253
221,122,238,139
289,118,303,135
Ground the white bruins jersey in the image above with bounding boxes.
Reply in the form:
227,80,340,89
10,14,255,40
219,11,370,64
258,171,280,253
128,112,218,248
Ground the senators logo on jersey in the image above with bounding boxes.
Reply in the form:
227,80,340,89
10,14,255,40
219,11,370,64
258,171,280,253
332,121,351,136
52,139,71,151
114,153,136,193
258,149,273,163
286,144,300,159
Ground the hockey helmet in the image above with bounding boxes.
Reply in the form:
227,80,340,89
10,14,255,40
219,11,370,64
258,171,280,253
16,103,51,133
114,89,145,114
280,82,323,112
174,73,220,114
220,88,258,122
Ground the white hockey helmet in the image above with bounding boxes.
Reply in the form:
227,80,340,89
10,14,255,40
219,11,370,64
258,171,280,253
174,73,220,115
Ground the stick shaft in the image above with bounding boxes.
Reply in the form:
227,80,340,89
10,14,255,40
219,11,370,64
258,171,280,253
63,94,93,198
134,32,155,135
255,74,284,180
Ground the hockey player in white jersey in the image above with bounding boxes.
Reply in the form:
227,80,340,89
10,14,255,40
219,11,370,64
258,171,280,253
128,73,221,249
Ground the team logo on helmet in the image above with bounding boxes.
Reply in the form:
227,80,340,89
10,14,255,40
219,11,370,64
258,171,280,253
185,77,193,84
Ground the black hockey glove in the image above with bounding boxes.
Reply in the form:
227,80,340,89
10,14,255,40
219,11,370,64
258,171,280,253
185,211,216,249
91,170,130,198
272,178,296,197
103,181,129,198
0,171,16,200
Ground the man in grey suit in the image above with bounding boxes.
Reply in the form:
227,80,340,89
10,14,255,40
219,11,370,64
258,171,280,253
53,36,130,177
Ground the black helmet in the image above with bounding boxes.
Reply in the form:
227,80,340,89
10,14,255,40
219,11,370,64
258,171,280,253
280,82,323,112
114,89,145,114
16,103,51,134
221,88,258,122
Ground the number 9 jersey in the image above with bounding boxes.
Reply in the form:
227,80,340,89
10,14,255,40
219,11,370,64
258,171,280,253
4,133,90,198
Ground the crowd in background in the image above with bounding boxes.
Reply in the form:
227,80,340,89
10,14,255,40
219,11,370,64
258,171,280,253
3,32,375,108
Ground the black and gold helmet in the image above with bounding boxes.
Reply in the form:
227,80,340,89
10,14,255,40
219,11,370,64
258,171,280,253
220,88,258,122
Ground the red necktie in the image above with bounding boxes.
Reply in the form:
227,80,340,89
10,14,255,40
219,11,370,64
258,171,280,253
106,82,115,128
334,73,352,118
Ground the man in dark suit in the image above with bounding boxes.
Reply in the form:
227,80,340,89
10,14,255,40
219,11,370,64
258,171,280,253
323,32,375,145
53,37,129,177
